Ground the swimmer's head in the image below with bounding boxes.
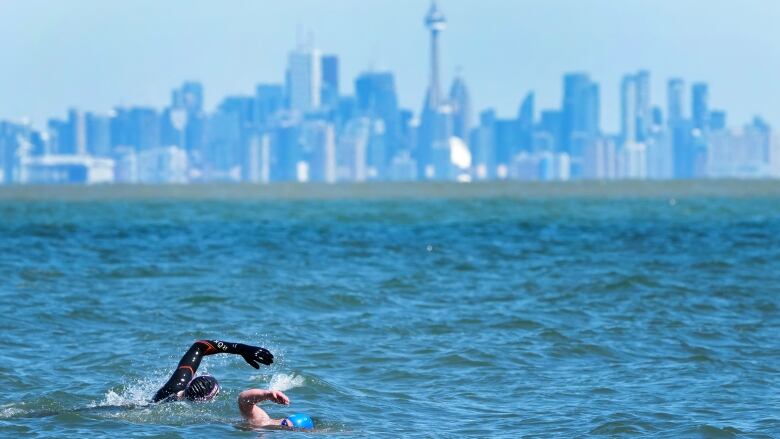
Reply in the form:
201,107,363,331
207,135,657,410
281,413,314,430
184,375,220,402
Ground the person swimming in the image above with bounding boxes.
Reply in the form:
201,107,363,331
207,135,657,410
237,388,315,430
152,339,273,403
152,340,314,430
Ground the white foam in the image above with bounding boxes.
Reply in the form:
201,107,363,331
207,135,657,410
91,378,159,408
268,373,305,392
0,406,26,419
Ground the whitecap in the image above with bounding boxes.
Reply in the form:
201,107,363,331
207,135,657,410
268,373,305,392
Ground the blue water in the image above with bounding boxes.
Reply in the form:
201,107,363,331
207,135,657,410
1,193,779,437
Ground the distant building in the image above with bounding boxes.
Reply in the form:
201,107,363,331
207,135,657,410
320,55,339,110
472,109,496,180
645,131,673,179
355,70,401,167
172,81,204,115
667,78,685,127
621,71,651,143
634,71,651,141
268,119,301,182
301,120,336,183
68,109,87,155
417,0,452,179
582,137,617,180
538,110,563,152
245,134,271,183
127,107,161,151
255,84,285,129
137,146,188,183
692,82,710,131
619,142,647,179
494,117,519,167
710,110,727,131
86,112,112,157
449,74,472,141
388,150,417,181
47,118,72,156
204,98,248,178
562,72,600,153
508,152,539,181
1,121,28,183
287,46,322,113
337,117,371,182
517,92,534,152
113,147,138,183
20,155,115,184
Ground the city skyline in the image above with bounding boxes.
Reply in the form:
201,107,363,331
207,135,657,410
1,0,779,132
0,0,776,185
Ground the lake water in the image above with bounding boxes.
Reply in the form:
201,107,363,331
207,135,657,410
1,185,779,437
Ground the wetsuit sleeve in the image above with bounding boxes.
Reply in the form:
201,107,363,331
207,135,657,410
152,340,273,403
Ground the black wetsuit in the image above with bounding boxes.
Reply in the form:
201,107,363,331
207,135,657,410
152,339,273,403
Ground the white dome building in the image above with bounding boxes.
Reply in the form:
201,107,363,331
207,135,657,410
449,136,472,182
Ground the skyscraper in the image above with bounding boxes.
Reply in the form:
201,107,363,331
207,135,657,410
424,1,446,110
472,109,496,179
255,84,285,129
517,92,534,152
710,110,727,131
68,109,86,155
301,120,336,183
538,110,563,152
449,74,472,141
621,71,650,143
321,55,339,110
494,118,519,166
127,107,161,151
268,121,301,182
355,71,401,166
170,81,205,153
635,70,651,141
621,75,637,143
562,73,600,153
417,0,452,179
287,46,322,113
355,71,400,127
667,78,685,127
692,82,710,130
205,96,255,175
172,81,204,115
47,118,72,155
85,112,112,157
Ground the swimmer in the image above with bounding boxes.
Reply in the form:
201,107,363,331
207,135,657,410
238,388,315,430
152,339,273,403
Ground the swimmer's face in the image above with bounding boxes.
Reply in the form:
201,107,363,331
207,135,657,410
281,417,314,430
282,413,314,430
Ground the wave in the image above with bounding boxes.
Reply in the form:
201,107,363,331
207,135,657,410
268,373,305,392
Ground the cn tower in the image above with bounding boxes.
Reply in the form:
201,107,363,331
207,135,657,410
424,1,446,110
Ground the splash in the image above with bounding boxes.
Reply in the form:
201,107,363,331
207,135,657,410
0,405,26,419
90,378,160,408
268,373,305,392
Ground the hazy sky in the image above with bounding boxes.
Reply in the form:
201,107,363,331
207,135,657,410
1,0,778,132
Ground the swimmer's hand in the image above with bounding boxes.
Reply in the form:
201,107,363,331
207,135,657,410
268,390,290,405
237,344,274,368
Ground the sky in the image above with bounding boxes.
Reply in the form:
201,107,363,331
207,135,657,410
1,0,779,133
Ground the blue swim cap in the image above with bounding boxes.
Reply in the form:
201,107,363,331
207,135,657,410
285,413,314,430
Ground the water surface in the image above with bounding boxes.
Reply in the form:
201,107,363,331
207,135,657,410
1,188,778,437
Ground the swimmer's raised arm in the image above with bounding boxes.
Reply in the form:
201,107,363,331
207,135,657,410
152,340,274,403
238,389,290,425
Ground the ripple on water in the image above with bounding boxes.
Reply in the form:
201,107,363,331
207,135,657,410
2,196,779,437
